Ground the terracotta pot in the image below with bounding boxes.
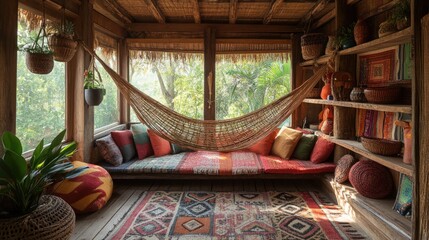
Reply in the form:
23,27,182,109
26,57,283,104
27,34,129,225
354,19,369,45
321,83,331,100
350,87,367,102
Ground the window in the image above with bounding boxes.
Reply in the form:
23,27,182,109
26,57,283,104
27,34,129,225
16,9,66,151
94,32,119,130
129,52,204,122
216,55,292,125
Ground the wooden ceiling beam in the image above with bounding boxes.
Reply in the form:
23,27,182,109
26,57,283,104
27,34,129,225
97,0,133,24
143,0,166,23
192,0,201,23
129,23,302,33
126,38,291,44
301,0,330,25
263,0,283,24
229,0,238,24
311,8,334,29
93,10,127,37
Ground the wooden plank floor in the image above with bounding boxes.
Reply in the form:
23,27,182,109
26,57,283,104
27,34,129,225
72,179,346,240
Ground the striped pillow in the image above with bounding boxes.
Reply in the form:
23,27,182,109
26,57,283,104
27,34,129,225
111,130,136,162
130,124,154,160
95,135,123,166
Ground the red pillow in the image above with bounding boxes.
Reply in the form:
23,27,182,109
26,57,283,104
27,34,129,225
247,131,277,156
310,136,335,163
147,130,171,157
110,130,136,162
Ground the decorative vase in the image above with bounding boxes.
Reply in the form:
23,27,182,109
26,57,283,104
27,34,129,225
341,38,356,50
325,36,336,55
25,52,54,74
321,83,331,100
350,87,367,102
85,88,105,106
0,195,75,240
354,19,369,45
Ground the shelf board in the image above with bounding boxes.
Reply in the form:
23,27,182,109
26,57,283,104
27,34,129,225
327,136,413,176
339,27,413,55
300,55,331,67
324,177,412,240
303,98,412,114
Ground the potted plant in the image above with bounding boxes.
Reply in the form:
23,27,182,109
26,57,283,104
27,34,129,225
390,0,411,30
0,130,86,239
21,25,54,74
336,23,356,50
84,69,105,106
48,20,77,62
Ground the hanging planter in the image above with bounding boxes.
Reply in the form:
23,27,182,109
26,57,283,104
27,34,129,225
84,59,105,106
48,1,77,62
21,6,54,74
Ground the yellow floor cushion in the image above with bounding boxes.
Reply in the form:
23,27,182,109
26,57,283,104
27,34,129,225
50,161,113,214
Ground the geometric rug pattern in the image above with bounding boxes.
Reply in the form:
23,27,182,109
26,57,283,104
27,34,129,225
107,191,366,239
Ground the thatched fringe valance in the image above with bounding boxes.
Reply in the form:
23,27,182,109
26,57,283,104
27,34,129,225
128,41,291,62
18,8,44,31
94,31,118,58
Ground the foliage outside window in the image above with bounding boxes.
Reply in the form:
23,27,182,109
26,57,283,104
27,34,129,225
129,53,204,121
16,9,66,152
216,56,292,125
94,46,119,130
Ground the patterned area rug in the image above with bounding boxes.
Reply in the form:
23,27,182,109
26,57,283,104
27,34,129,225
106,191,366,239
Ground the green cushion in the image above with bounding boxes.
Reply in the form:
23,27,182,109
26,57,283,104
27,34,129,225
130,124,154,159
292,134,318,160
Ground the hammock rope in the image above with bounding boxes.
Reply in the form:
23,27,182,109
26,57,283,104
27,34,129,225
82,43,327,151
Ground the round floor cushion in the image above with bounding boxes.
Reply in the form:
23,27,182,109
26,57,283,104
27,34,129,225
349,160,393,199
50,161,113,214
335,154,357,183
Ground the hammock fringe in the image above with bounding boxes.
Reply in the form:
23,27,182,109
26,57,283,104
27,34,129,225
81,42,327,151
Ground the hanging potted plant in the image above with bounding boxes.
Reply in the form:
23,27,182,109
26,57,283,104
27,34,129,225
21,24,54,74
84,64,105,106
48,20,77,62
0,130,87,239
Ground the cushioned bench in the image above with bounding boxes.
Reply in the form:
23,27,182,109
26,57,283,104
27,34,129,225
99,150,336,179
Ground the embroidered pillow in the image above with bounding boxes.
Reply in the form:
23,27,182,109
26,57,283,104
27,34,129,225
110,130,137,162
292,134,318,160
247,130,277,156
271,127,303,159
310,136,335,163
130,124,154,160
147,129,172,157
95,135,123,166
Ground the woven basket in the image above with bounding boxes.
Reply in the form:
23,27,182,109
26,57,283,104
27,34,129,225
25,52,54,74
301,33,327,60
0,195,75,240
364,87,400,104
306,88,322,98
48,36,78,62
361,137,403,156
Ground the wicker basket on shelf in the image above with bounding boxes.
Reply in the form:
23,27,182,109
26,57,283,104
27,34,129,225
361,137,403,156
306,88,322,98
301,33,327,60
364,87,401,104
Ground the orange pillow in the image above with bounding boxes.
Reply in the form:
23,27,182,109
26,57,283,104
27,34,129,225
271,127,303,159
147,130,171,157
247,131,277,156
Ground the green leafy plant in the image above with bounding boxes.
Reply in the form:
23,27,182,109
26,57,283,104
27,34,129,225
335,22,356,49
19,34,53,54
389,0,410,23
83,69,104,90
50,20,75,39
0,130,86,217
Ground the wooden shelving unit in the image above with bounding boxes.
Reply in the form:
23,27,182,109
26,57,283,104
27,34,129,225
322,177,412,240
303,98,412,114
339,27,413,55
300,54,331,67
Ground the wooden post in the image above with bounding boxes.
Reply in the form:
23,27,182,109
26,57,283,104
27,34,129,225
119,39,129,123
291,33,305,128
414,10,429,240
333,0,356,139
72,0,94,162
204,28,216,120
0,0,18,154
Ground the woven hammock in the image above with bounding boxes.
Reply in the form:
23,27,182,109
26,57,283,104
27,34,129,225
84,44,326,151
